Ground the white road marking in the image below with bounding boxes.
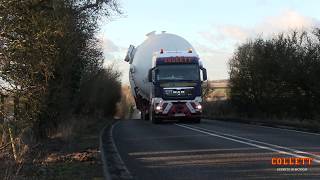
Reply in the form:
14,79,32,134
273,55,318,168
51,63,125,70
205,119,320,136
129,147,260,156
111,121,133,178
253,124,320,136
176,124,320,164
186,124,320,160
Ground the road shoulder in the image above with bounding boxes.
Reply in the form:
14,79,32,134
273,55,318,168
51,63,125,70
100,120,133,180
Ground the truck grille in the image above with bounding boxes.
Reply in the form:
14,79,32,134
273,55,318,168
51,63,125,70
163,87,194,99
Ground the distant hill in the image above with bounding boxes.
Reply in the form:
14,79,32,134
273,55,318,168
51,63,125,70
206,79,229,101
209,79,229,89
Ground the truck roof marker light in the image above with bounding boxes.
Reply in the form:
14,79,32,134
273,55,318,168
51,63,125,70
188,48,193,53
160,49,164,54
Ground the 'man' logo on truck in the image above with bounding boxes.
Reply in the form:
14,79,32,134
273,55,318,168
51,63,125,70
173,90,185,95
165,89,186,96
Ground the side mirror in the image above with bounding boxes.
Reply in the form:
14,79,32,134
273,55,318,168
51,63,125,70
124,45,136,64
148,68,154,82
201,67,207,81
148,69,152,82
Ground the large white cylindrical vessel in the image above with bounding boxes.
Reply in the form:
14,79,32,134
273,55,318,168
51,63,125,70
129,32,197,99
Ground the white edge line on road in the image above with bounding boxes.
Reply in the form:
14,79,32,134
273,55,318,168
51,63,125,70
99,124,112,180
111,121,133,178
176,124,320,164
129,147,260,156
205,119,320,136
254,124,320,136
187,124,320,160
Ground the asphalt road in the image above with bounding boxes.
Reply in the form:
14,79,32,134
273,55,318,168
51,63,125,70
111,119,320,179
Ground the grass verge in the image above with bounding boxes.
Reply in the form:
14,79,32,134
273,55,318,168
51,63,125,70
0,116,113,180
203,101,320,133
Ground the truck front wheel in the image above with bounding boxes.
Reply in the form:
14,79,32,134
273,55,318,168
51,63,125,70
150,111,161,124
145,112,150,120
192,118,201,123
141,111,149,121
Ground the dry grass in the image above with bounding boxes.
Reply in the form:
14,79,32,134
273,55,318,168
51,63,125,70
203,100,237,118
0,116,112,180
114,85,135,119
203,100,320,133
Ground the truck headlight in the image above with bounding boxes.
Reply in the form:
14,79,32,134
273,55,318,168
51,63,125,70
155,105,162,111
196,104,202,110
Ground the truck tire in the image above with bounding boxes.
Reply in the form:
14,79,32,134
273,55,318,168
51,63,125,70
150,111,161,124
145,112,150,120
141,111,149,121
192,118,201,123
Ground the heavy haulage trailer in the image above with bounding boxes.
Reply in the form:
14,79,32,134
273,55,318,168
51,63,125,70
124,31,207,123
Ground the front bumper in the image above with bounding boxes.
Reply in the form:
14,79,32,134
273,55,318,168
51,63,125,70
155,113,202,120
153,99,202,120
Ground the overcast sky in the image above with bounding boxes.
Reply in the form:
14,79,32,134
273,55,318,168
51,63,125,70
98,0,320,84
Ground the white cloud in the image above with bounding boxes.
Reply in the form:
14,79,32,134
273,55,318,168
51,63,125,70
219,26,251,41
201,9,319,44
98,36,120,52
97,34,130,84
257,10,319,34
197,9,320,80
194,43,233,80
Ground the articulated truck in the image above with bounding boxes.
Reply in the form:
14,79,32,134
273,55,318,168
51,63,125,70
124,31,207,123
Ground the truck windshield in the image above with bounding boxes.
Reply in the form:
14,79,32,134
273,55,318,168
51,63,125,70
156,64,199,81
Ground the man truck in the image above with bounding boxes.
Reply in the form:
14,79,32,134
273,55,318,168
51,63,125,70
124,31,207,123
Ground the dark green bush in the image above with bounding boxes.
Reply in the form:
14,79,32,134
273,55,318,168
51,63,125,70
229,29,320,120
